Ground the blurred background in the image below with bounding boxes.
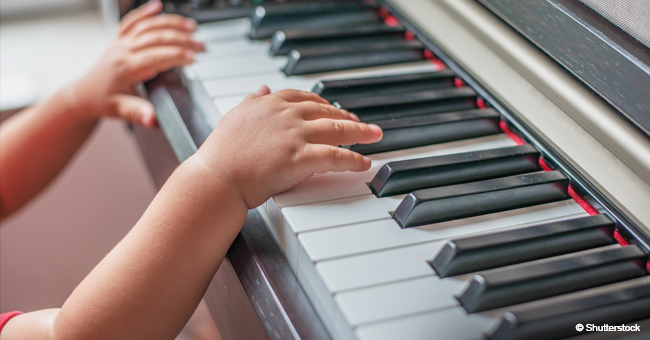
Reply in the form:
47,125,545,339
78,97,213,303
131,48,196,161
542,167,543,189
0,0,220,338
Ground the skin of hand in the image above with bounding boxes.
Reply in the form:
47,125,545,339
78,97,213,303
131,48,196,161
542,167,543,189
0,0,203,218
195,86,384,208
0,88,382,339
71,0,204,128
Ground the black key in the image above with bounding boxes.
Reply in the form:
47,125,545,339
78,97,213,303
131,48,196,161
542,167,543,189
349,109,502,155
271,23,405,56
393,170,570,228
431,214,615,278
190,8,252,23
488,276,650,340
313,70,457,102
458,244,649,313
334,87,477,121
369,144,540,197
250,3,381,40
283,40,425,76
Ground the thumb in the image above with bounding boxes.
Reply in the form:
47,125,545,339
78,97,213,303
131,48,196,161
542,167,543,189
244,85,271,101
111,94,157,128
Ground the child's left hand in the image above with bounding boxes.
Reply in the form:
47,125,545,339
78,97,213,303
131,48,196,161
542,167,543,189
71,0,204,128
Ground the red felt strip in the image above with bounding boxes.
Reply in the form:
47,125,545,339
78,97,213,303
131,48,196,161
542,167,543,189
568,185,599,216
378,7,400,27
404,31,415,41
454,77,464,88
646,262,650,274
384,16,399,27
613,229,630,246
538,158,553,172
424,50,446,70
499,121,526,146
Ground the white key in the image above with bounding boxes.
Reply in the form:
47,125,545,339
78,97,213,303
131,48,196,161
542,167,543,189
204,72,316,98
183,64,196,80
315,209,587,293
203,61,438,98
355,307,498,340
193,19,250,42
299,200,586,262
335,276,467,326
273,134,517,208
296,246,358,340
284,194,403,234
196,39,270,61
206,60,441,114
193,54,287,80
317,240,446,293
187,78,223,129
213,95,246,116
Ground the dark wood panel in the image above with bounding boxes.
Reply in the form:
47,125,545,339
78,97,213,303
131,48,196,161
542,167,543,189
204,258,271,340
478,0,650,137
227,211,331,340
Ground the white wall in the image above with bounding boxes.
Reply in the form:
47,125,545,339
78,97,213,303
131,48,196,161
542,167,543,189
0,0,94,17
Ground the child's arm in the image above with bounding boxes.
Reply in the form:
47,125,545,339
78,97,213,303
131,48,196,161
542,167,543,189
0,1,202,219
0,86,382,339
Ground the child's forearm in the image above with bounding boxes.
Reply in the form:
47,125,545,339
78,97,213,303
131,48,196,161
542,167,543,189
1,155,248,339
0,85,99,219
0,1,202,220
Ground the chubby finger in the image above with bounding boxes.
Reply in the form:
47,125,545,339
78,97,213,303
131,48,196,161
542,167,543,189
132,29,204,51
111,94,157,128
303,119,383,146
120,1,163,34
296,102,359,121
272,89,330,105
129,14,196,37
303,144,371,173
244,86,271,101
128,46,194,80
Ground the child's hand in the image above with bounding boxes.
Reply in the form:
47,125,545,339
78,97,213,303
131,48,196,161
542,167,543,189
193,86,383,209
71,0,204,128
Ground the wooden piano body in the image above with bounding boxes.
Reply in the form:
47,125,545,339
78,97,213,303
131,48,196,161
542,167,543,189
121,0,650,339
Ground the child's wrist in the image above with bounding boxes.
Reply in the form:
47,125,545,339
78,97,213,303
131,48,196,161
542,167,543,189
181,154,249,213
60,81,100,123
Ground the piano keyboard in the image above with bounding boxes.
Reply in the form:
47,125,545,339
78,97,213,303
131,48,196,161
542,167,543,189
182,2,650,339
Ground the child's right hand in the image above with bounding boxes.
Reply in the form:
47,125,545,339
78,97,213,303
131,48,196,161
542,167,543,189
192,86,383,209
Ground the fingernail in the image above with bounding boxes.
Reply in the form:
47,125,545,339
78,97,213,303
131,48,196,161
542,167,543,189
257,85,270,94
184,18,197,30
184,51,195,61
369,124,382,136
192,40,205,51
349,112,360,122
139,113,152,127
144,0,161,12
363,156,371,166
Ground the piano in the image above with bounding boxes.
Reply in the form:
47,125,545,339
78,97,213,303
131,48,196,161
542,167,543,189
122,0,650,339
